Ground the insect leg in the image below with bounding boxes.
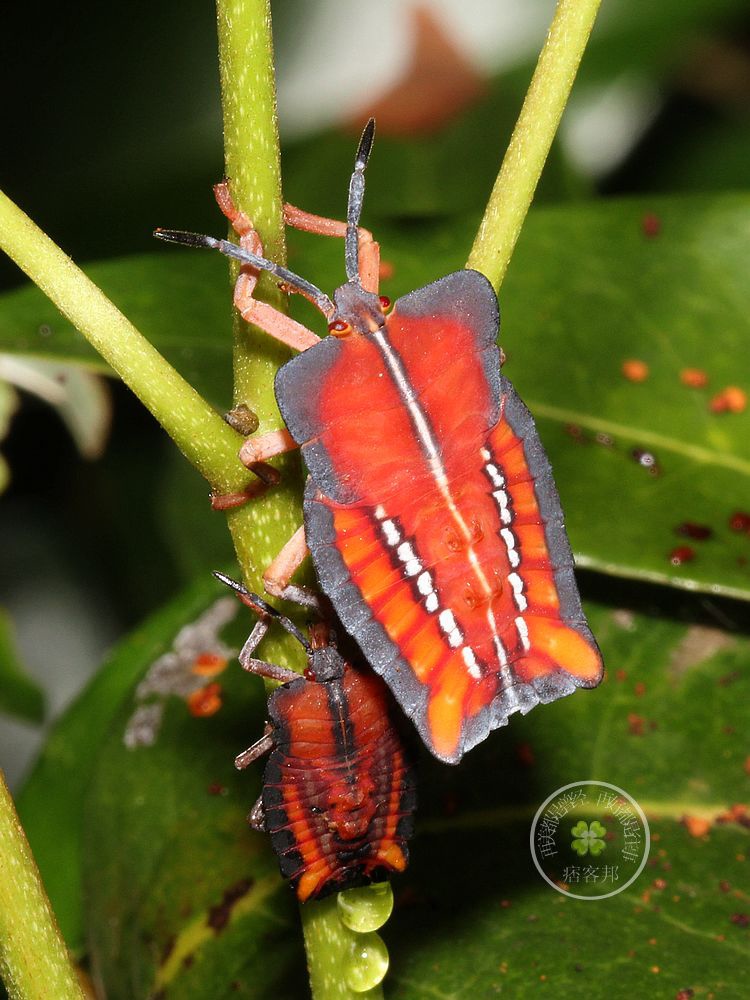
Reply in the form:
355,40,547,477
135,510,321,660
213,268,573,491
209,475,278,511
214,182,327,342
235,725,274,770
263,525,320,609
211,429,296,510
238,428,298,469
236,618,302,685
247,796,266,831
283,203,381,295
234,267,321,351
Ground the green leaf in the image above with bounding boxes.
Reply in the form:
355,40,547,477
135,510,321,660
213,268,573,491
15,574,232,952
503,193,750,601
0,252,233,407
0,608,44,723
41,593,749,998
1,193,749,600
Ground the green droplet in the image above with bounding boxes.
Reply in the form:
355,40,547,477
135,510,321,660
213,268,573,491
344,931,389,993
337,882,394,932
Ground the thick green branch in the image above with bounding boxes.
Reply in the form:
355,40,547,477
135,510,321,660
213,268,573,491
0,190,251,495
0,772,85,1000
467,0,602,288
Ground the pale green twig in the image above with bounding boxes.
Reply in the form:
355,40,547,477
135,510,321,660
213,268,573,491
467,0,603,288
0,772,86,1000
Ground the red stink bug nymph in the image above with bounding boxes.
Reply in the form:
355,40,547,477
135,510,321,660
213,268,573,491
215,573,416,903
156,120,604,764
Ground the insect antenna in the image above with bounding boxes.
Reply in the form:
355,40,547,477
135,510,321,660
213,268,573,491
154,228,335,319
213,571,311,652
344,117,376,284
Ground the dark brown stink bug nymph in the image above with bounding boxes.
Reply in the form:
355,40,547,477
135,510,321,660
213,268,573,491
216,573,417,903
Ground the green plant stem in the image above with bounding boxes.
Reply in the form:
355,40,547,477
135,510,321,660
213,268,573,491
467,0,602,288
300,898,386,1000
216,0,305,591
0,190,251,496
0,772,85,1000
216,5,382,1000
217,0,288,416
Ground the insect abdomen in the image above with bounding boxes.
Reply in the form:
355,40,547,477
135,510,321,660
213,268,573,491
264,667,415,901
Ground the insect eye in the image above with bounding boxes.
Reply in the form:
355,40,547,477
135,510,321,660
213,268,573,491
328,319,353,338
379,295,392,313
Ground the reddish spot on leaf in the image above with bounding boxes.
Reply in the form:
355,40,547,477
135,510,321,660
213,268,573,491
729,511,750,533
680,368,708,389
621,359,649,382
207,878,254,932
634,681,646,697
730,913,749,928
720,880,732,893
716,804,750,828
710,386,747,414
641,213,662,238
670,546,695,566
683,815,711,838
187,682,223,718
675,990,695,1000
565,423,586,443
628,713,645,735
653,878,667,890
675,522,712,541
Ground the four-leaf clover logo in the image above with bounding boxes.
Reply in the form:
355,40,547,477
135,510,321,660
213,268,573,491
571,820,606,856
